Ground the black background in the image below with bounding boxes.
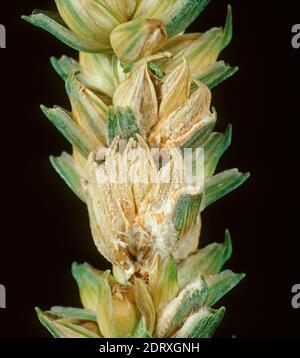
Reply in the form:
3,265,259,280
0,0,298,338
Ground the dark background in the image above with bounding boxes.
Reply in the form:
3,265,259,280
0,0,298,338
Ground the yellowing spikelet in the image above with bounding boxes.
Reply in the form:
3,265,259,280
22,0,249,338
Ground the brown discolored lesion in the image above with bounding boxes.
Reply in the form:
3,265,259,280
129,266,149,285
